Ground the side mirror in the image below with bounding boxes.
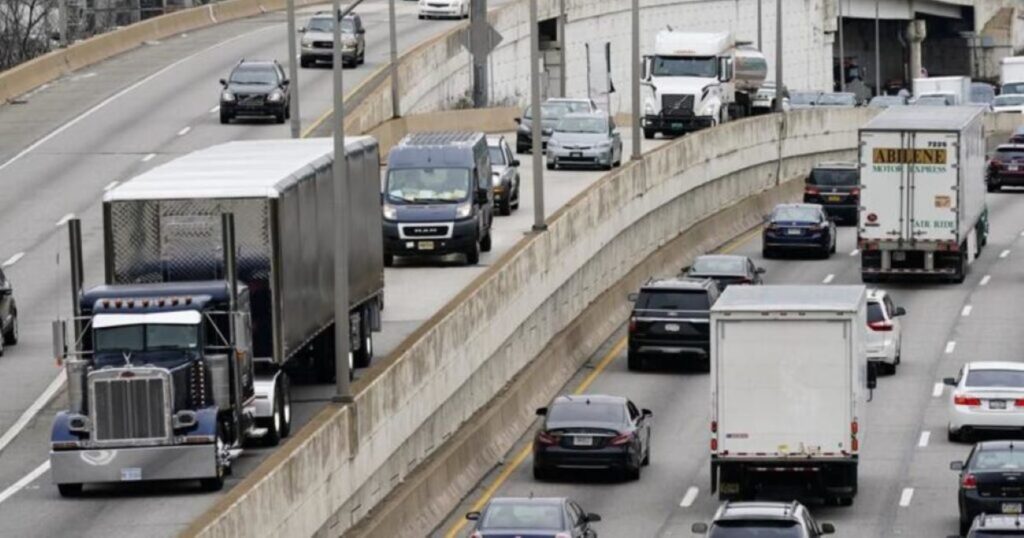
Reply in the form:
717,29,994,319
358,28,366,34
282,79,290,86
465,511,481,521
681,265,691,274
297,26,306,33
219,78,228,87
950,461,964,471
820,523,836,535
513,117,521,124
585,513,602,523
895,306,907,317
642,408,653,417
511,159,520,167
627,292,639,302
691,522,709,534
52,319,68,362
755,267,766,274
943,377,957,387
866,362,878,390
535,407,547,416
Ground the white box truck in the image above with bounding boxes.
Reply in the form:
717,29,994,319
709,285,873,505
913,76,971,105
1000,56,1024,95
858,106,988,283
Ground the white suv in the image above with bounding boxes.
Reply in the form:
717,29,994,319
866,289,905,374
945,362,1024,442
692,501,835,537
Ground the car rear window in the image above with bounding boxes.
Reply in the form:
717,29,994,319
772,206,820,222
481,502,564,530
867,302,886,323
548,401,624,423
971,449,1024,471
966,370,1024,388
691,257,745,275
638,290,709,310
709,520,803,537
808,168,858,187
996,148,1024,160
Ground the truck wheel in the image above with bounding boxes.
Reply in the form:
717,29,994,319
952,251,966,284
57,483,83,497
300,56,312,68
200,429,226,492
643,128,655,140
262,389,284,447
353,312,373,368
1,312,15,345
465,242,480,265
480,232,492,252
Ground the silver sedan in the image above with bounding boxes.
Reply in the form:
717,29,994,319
546,113,623,171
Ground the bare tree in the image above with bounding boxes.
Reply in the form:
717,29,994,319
0,0,57,70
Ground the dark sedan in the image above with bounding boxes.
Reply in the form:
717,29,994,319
684,255,764,291
0,267,17,356
987,144,1024,192
1011,126,1024,144
951,441,1024,536
762,203,836,259
533,394,651,481
466,497,601,538
219,60,291,124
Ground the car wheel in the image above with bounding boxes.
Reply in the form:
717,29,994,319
260,383,286,447
830,236,837,254
546,162,555,170
643,128,655,140
642,443,650,466
762,247,773,259
499,196,512,216
948,426,964,443
465,242,480,265
512,185,520,209
3,311,17,346
300,56,312,68
219,110,232,124
417,13,424,19
383,252,394,267
960,515,972,537
623,459,641,481
274,110,286,124
533,465,551,481
480,232,492,253
627,349,644,371
57,483,83,497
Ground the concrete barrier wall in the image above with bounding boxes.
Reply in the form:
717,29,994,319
186,107,878,538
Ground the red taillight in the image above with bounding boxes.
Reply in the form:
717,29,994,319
609,433,633,446
536,431,559,446
991,159,1003,169
850,187,861,196
868,320,893,332
1014,399,1024,407
711,438,718,451
962,473,977,489
954,394,982,407
851,437,859,451
805,186,820,195
851,421,859,435
711,421,718,433
628,317,637,333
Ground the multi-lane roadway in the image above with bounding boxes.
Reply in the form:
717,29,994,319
438,137,1024,538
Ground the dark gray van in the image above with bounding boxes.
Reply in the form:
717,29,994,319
382,132,494,266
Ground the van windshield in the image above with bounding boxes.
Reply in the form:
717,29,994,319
387,168,471,203
650,56,717,78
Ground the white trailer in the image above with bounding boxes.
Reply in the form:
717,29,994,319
858,107,988,283
1000,56,1024,95
913,76,971,105
709,285,872,505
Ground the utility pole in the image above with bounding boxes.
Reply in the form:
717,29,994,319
757,0,762,50
874,0,881,96
286,0,301,138
389,0,400,118
838,0,845,92
631,0,641,160
58,0,69,47
529,0,546,231
331,0,352,401
774,0,783,112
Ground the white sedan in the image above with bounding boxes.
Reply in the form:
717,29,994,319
946,362,1024,442
418,0,468,19
992,94,1024,114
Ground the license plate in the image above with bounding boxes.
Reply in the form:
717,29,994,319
991,400,1008,410
121,467,142,482
892,251,906,261
664,323,680,332
570,152,582,158
786,228,801,235
417,241,435,251
1004,503,1023,514
574,435,594,447
827,195,842,202
671,123,683,130
1010,165,1020,172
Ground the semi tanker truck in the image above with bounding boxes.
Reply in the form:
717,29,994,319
641,29,767,138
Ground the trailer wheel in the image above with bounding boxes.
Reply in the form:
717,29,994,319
952,251,966,284
353,312,373,369
57,483,83,497
261,377,290,446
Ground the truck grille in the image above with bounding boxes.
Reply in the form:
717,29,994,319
403,224,450,238
662,94,694,118
91,372,170,442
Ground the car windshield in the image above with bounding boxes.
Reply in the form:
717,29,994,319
867,302,886,323
524,104,572,120
556,117,607,134
691,257,745,275
966,369,1024,388
229,66,278,85
306,17,354,33
772,206,820,222
638,290,709,310
387,168,470,203
481,502,564,530
94,323,200,352
488,146,506,165
972,449,1024,471
1004,83,1024,95
818,93,855,106
808,168,858,187
548,401,624,423
651,55,718,78
995,95,1024,107
790,92,819,105
708,520,803,537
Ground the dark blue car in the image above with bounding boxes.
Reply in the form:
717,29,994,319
762,203,836,259
466,497,601,538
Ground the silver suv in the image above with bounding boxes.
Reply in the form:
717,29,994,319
692,501,835,537
299,11,365,68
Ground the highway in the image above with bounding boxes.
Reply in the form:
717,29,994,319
437,138,1024,538
0,1,674,536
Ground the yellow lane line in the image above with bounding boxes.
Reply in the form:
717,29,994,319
443,224,762,537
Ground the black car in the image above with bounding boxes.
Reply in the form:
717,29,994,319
627,277,719,372
533,394,652,481
803,162,859,224
0,267,17,356
987,144,1024,192
762,203,837,259
219,60,291,124
466,496,601,538
684,255,764,291
963,514,1024,537
951,441,1024,536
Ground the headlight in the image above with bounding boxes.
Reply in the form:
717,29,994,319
644,102,654,114
268,90,284,103
597,140,612,148
343,39,356,49
548,138,560,147
455,201,473,219
301,37,314,46
382,203,397,220
492,173,503,186
221,91,235,102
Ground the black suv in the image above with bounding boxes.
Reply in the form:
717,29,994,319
803,162,859,224
627,277,719,372
0,267,17,356
219,60,291,124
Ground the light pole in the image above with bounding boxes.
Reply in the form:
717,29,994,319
529,0,546,231
286,0,301,138
332,0,352,401
757,0,762,50
631,0,641,160
837,0,845,92
874,0,881,96
389,0,400,118
774,0,783,113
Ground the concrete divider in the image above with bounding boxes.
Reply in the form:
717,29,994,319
185,107,878,538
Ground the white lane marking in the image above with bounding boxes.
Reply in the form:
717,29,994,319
141,153,156,163
899,487,914,507
103,180,119,191
945,341,956,354
980,274,991,286
680,486,699,507
0,26,275,175
1,252,24,268
0,370,66,456
177,126,191,136
850,249,859,256
961,305,972,317
918,431,931,448
1000,249,1011,259
0,461,49,506
933,382,944,398
209,105,220,113
822,274,834,284
54,213,74,227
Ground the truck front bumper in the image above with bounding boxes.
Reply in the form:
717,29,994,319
642,114,714,134
50,443,217,485
383,219,479,258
